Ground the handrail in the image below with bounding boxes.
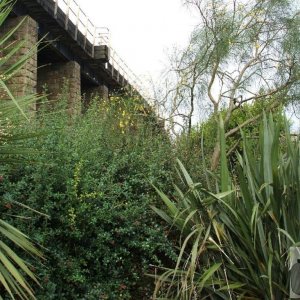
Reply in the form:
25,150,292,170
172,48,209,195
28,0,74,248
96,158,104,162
49,0,145,97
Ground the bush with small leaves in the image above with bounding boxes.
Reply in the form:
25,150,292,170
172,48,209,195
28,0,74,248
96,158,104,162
0,95,176,299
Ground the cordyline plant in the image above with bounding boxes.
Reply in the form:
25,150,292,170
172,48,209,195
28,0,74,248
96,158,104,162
152,114,300,299
0,0,44,299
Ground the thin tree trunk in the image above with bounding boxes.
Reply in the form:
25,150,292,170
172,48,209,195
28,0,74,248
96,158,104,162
188,86,195,135
211,141,220,171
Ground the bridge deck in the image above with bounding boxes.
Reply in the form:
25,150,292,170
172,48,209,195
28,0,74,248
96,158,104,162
13,0,141,91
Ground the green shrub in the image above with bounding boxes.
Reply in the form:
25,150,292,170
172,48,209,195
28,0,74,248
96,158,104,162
0,95,176,299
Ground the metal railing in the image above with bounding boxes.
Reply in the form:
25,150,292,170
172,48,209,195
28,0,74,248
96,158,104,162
51,0,144,95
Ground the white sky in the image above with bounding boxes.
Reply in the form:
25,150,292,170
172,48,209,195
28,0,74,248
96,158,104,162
76,0,198,84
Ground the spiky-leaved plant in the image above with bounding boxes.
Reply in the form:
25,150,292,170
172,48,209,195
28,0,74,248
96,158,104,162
152,114,299,299
0,1,43,299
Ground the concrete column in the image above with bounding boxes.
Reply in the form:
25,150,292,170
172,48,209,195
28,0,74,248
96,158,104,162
0,16,38,101
37,61,81,114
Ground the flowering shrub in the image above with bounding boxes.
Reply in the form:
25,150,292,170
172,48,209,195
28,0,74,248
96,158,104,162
0,94,175,299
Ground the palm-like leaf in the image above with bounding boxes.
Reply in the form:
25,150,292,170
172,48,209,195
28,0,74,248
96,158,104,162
0,1,43,299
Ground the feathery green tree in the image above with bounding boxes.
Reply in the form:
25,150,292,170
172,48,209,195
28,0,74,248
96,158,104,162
164,0,300,168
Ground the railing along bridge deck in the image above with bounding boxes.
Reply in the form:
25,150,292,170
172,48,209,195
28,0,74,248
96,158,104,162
15,0,144,96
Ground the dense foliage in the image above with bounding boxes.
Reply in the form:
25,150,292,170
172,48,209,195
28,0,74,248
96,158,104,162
0,95,176,299
161,0,300,169
175,101,284,183
153,114,299,299
1,0,300,299
0,1,44,298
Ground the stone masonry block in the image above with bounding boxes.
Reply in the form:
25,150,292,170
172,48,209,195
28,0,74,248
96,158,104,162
81,84,109,110
0,15,38,103
37,61,81,114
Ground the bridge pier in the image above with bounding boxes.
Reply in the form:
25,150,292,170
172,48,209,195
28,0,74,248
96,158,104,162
0,16,38,102
3,2,140,115
81,84,109,111
1,14,106,114
82,84,109,104
37,61,81,114
87,85,109,100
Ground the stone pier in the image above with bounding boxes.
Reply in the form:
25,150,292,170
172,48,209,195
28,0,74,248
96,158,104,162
1,15,82,114
37,61,81,114
86,85,109,100
82,84,109,105
82,84,109,107
0,16,38,101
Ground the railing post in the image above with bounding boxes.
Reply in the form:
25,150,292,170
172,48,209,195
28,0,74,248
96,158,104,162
121,75,125,86
115,56,120,82
92,26,96,57
51,0,144,97
65,0,71,30
54,0,58,18
116,70,120,83
74,4,80,41
111,50,115,78
83,18,89,50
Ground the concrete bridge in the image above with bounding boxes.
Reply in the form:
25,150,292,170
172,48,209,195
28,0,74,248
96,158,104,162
1,0,144,111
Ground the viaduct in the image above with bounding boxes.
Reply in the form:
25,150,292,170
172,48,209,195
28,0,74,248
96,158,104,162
1,0,144,112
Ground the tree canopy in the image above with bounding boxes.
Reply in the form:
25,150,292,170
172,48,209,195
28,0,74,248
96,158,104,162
158,0,300,167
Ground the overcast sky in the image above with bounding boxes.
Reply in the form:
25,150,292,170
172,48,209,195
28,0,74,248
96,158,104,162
76,0,198,84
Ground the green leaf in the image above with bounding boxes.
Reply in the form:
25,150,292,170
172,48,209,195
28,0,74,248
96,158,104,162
198,263,222,289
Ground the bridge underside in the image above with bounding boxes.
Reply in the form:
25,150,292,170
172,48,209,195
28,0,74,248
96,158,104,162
0,0,135,113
